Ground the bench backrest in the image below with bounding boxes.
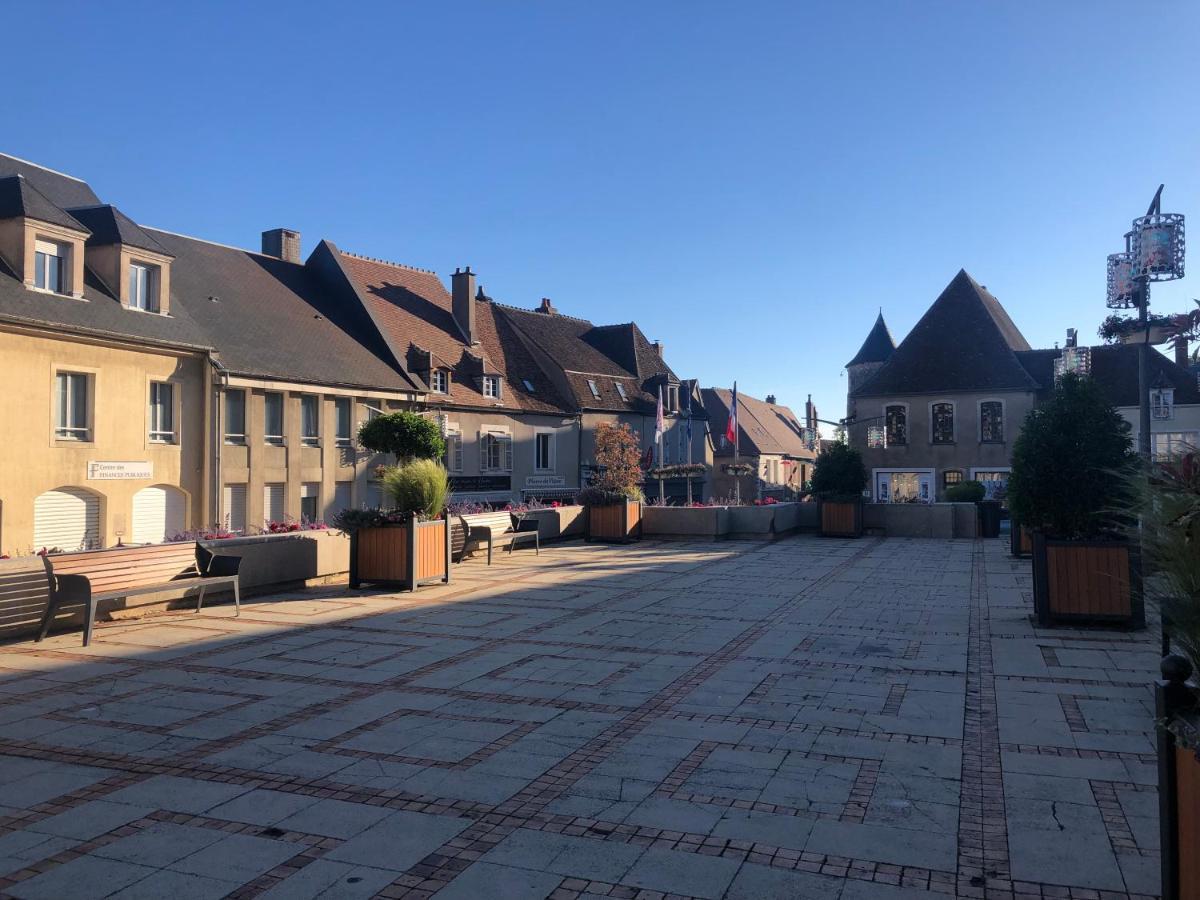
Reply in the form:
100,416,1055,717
462,511,514,534
44,542,199,594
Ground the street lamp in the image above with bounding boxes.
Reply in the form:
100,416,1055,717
1108,186,1185,458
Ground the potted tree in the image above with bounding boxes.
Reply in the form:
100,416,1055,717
357,410,446,463
812,442,867,537
1141,443,1200,898
1008,373,1142,628
580,423,644,542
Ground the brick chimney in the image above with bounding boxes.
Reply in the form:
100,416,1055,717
538,297,556,315
261,228,301,263
765,394,777,405
1175,335,1189,367
451,267,477,344
652,340,665,358
1065,328,1077,349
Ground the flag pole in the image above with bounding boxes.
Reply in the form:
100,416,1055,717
686,394,693,506
733,385,740,506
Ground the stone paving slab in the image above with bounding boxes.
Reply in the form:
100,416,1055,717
0,537,1161,898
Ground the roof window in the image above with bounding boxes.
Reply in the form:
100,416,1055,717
587,379,601,399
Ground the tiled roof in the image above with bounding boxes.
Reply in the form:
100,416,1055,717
67,205,171,256
336,251,566,412
0,175,90,233
846,312,896,366
853,270,1037,397
0,153,101,208
701,388,815,459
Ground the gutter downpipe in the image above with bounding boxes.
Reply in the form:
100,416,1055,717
209,355,230,528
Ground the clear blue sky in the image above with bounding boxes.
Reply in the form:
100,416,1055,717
6,1,1199,430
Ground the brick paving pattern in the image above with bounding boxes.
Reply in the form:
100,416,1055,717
0,536,1161,898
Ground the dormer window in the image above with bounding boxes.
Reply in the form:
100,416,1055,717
482,376,500,399
128,261,160,312
667,385,679,411
1152,388,1174,420
431,369,449,394
34,240,67,292
615,383,628,401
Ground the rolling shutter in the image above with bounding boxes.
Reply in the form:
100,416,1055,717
330,482,352,518
131,486,185,544
264,483,286,524
34,488,100,552
223,484,247,534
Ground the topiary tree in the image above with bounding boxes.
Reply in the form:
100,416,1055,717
1008,373,1137,539
578,422,644,504
358,411,445,464
811,442,867,501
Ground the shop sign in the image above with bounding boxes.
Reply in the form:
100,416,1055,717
87,461,153,480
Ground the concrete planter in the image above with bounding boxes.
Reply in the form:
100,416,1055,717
1031,532,1144,629
523,506,585,542
727,505,776,538
862,503,978,539
642,506,729,540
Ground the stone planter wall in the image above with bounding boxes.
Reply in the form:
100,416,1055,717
0,530,351,643
642,506,729,540
862,503,978,539
523,506,585,542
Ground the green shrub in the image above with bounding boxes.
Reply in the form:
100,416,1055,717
382,459,450,519
945,480,986,503
358,411,445,463
1008,373,1137,539
811,442,867,501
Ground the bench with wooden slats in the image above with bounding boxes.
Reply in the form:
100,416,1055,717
36,541,242,646
460,511,539,564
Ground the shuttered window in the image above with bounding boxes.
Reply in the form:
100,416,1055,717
264,483,286,524
34,488,100,552
480,431,512,472
445,429,463,473
223,484,247,534
131,486,185,544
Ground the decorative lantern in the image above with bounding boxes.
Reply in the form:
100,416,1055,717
1131,212,1185,281
1105,252,1139,308
867,425,886,449
1054,346,1092,383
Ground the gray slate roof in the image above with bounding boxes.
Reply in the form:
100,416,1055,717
0,154,100,208
853,270,1037,397
67,205,171,256
0,175,89,233
846,312,895,367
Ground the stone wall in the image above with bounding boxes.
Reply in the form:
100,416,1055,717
862,503,978,538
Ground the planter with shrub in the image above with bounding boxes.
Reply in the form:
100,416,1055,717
945,480,1001,538
581,423,643,542
336,459,451,591
812,443,867,538
1009,373,1142,628
1009,519,1034,558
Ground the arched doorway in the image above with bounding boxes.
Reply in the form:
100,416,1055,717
34,487,101,552
131,485,187,544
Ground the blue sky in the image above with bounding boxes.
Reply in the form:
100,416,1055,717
6,1,1199,430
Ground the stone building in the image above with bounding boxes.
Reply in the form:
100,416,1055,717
701,389,815,500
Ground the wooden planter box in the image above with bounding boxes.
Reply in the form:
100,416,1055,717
1010,521,1033,558
1031,532,1144,629
585,500,642,543
818,498,863,538
349,515,450,590
1156,664,1200,900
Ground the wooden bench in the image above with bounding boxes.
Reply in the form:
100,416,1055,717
460,512,539,564
36,542,243,647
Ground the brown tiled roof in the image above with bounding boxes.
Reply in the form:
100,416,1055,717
336,251,568,413
701,388,815,460
495,304,678,413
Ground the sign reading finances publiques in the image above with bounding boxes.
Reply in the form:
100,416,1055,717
86,461,153,480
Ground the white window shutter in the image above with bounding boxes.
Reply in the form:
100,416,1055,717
479,432,488,471
504,435,513,471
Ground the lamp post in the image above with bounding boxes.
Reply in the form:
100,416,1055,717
1107,185,1186,459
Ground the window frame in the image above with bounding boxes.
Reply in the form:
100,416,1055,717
431,369,449,394
334,397,353,446
444,425,463,473
978,399,1005,443
263,392,285,445
480,428,512,473
54,370,92,442
930,401,956,445
127,260,160,312
534,430,556,473
615,382,628,402
33,239,66,294
942,469,964,489
1152,388,1175,421
300,395,320,446
224,390,247,445
148,380,177,444
587,379,601,399
482,376,501,399
884,404,908,447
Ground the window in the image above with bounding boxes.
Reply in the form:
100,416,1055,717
667,385,678,411
445,429,463,473
223,484,247,534
431,369,448,393
615,383,628,401
128,262,159,312
34,240,65,293
1152,388,1175,420
884,405,907,446
587,379,601,399
522,379,535,392
481,431,512,472
300,483,319,522
224,390,246,444
931,402,955,444
148,382,174,443
535,432,555,471
943,469,963,488
264,393,284,444
482,376,500,399
55,372,90,440
264,483,285,523
335,398,352,445
1151,432,1199,460
980,401,1004,442
300,395,319,446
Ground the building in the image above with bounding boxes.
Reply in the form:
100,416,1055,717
845,268,1200,504
701,389,815,500
0,152,418,555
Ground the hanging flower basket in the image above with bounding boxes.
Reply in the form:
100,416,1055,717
721,463,754,477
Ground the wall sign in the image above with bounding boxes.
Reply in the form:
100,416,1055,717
449,475,511,493
525,475,566,488
87,461,153,480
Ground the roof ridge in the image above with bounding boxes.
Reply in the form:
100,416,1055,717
143,226,303,263
0,153,90,185
492,300,595,325
339,250,438,276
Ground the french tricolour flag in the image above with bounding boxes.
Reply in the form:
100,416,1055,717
726,383,738,444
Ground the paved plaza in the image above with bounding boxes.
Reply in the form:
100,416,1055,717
0,537,1161,899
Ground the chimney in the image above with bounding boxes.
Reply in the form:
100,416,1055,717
538,297,556,315
652,340,665,359
451,267,477,344
765,394,777,405
1065,328,1077,348
261,228,301,263
1175,335,1189,367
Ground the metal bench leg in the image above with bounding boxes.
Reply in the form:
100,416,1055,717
81,594,100,647
487,537,493,566
233,580,240,617
35,596,59,642
195,584,206,613
535,533,539,555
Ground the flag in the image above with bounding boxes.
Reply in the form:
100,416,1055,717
655,385,664,443
684,390,692,442
725,383,738,444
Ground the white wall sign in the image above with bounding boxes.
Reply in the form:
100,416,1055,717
87,461,153,480
525,475,566,488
